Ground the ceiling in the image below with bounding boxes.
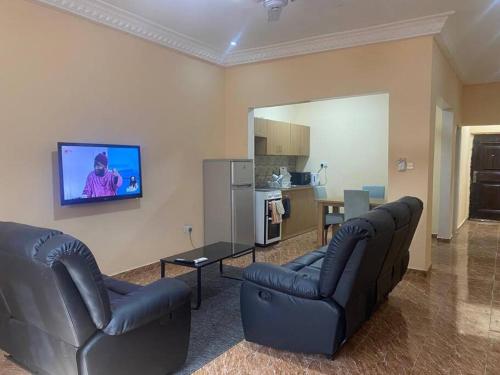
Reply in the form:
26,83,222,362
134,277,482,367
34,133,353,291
37,0,500,83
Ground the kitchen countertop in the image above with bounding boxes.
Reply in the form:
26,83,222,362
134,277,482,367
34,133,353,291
255,185,313,191
280,185,313,191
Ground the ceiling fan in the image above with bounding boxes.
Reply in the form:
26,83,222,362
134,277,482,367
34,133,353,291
255,0,296,22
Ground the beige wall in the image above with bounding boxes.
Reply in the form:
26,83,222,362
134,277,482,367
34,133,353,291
225,37,435,271
463,82,500,125
2,0,467,273
0,0,226,275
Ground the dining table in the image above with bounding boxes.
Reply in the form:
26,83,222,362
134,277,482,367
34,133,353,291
315,197,386,246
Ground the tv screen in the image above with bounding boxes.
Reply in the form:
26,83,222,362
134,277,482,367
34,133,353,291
58,142,142,205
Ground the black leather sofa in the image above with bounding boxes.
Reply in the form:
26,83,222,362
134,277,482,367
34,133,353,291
0,222,191,375
240,196,423,356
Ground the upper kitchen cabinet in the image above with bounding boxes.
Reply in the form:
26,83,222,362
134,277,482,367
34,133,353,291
290,124,310,156
254,117,268,138
267,120,291,155
254,117,309,156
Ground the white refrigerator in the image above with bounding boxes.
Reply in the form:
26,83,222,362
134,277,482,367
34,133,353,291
203,159,255,250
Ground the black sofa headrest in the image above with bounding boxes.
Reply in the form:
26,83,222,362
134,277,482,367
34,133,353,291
374,202,411,229
398,196,424,218
319,209,395,298
0,221,62,258
0,222,111,329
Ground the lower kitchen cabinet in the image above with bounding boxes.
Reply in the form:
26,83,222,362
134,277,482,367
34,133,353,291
281,187,317,240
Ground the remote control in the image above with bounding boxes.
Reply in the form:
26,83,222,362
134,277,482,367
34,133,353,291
194,257,208,264
175,258,195,264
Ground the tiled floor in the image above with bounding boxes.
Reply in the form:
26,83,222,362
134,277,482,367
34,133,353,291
2,221,500,374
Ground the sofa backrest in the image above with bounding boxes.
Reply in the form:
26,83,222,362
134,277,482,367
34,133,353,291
394,196,423,282
0,222,111,347
319,209,395,338
373,201,411,303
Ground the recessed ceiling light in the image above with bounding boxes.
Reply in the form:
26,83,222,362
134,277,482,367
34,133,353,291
230,41,237,46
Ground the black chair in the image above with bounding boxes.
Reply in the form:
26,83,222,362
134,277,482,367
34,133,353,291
0,222,191,375
239,197,423,356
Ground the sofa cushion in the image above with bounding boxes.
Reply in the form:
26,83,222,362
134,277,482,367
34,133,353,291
283,248,326,271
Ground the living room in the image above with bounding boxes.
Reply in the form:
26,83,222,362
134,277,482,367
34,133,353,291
1,1,500,374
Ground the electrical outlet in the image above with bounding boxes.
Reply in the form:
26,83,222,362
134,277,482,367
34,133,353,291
183,225,193,234
320,161,328,168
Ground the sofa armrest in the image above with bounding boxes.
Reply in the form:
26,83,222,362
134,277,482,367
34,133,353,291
103,278,190,335
243,263,321,300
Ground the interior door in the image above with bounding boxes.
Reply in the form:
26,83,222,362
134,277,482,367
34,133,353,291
469,134,500,221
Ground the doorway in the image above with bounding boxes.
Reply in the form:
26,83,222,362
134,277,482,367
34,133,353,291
469,134,500,221
455,125,500,227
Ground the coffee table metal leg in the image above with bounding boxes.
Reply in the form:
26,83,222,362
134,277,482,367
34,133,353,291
160,261,165,278
252,248,256,263
192,267,202,310
219,260,223,274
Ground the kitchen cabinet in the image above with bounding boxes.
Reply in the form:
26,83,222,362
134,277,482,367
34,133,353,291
254,117,310,156
267,120,291,155
254,117,268,138
290,124,310,156
281,187,317,240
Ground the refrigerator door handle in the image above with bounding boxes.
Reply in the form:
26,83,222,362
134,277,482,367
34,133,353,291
232,184,253,188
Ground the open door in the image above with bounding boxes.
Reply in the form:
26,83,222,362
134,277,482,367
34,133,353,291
469,134,500,221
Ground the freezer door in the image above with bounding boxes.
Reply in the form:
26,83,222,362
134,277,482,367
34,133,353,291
231,161,253,186
231,188,255,247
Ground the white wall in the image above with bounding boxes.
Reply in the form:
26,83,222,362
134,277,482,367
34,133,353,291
254,105,299,123
255,94,389,198
456,125,500,228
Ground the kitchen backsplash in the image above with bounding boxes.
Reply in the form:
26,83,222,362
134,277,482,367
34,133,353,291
255,155,297,188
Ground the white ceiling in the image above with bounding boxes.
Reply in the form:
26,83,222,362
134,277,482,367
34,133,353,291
37,0,500,83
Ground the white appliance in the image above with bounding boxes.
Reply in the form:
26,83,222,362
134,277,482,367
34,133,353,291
310,172,320,186
203,159,255,251
255,190,282,246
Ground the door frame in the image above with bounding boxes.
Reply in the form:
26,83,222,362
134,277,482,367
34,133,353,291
432,105,455,240
468,133,500,221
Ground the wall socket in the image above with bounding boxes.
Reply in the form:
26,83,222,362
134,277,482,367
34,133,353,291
320,161,328,168
183,225,193,234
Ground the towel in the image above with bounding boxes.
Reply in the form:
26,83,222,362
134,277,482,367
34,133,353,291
269,201,282,224
275,200,285,215
282,196,291,219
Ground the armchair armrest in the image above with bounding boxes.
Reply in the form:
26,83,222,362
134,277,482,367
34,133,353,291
103,278,190,335
243,263,321,300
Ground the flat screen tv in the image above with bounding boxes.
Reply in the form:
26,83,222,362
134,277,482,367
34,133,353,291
58,142,142,206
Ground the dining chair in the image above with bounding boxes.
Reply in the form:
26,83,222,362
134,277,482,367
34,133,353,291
344,190,370,221
362,185,385,199
313,186,344,244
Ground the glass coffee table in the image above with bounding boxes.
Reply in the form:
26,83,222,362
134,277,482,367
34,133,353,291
160,242,255,310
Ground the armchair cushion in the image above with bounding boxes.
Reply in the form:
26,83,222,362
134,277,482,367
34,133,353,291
243,263,321,299
103,278,190,335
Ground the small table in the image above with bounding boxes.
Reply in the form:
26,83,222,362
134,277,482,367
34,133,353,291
160,242,255,310
316,198,386,246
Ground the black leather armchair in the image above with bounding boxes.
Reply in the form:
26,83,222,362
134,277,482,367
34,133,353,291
240,197,423,356
0,222,191,375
